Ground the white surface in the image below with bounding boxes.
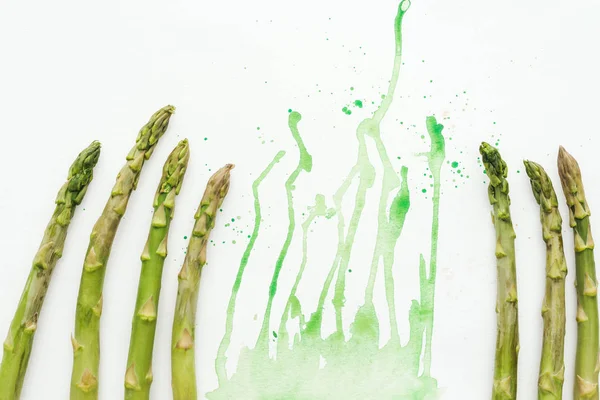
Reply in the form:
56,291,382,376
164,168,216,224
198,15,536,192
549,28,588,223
1,0,600,399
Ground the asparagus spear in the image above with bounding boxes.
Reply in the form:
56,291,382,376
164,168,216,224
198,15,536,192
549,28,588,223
171,164,233,400
0,142,101,400
124,139,190,400
557,146,599,400
480,142,519,400
524,160,567,400
70,106,175,400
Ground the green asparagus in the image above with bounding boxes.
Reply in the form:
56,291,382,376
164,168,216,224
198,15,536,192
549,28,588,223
124,139,190,400
70,106,175,400
557,146,599,399
171,164,233,400
480,142,519,400
524,160,567,400
0,141,101,400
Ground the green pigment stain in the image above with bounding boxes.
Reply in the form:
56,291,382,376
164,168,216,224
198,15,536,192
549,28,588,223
211,2,443,398
451,161,458,168
354,100,363,108
257,111,313,345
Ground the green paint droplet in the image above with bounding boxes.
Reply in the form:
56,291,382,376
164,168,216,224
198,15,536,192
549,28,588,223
232,240,237,244
288,109,292,113
272,331,278,338
257,127,261,131
184,236,188,240
204,137,208,141
231,218,235,222
456,169,461,174
422,188,427,193
354,100,363,108
350,87,354,91
451,161,459,168
517,170,521,174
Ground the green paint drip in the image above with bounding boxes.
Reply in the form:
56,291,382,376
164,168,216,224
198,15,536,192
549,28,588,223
211,1,445,398
257,111,313,346
421,116,445,376
215,150,286,385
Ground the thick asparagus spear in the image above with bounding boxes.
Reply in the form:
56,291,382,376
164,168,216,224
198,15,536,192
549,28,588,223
70,106,175,400
480,142,519,400
124,139,190,400
524,160,567,400
171,164,233,400
0,142,101,400
557,147,599,400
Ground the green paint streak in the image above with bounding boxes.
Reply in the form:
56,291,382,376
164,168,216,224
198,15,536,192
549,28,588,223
257,111,313,346
277,195,332,355
421,115,445,376
211,2,445,398
215,150,286,385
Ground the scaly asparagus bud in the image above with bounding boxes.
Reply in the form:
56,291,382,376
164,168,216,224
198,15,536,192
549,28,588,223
171,164,233,400
557,146,599,400
524,160,567,400
124,139,190,400
0,141,101,400
480,142,519,400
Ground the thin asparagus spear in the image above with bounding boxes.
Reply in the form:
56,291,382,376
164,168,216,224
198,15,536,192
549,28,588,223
171,164,233,400
70,106,175,400
480,142,519,400
124,139,190,400
524,160,567,400
0,141,101,400
557,146,599,400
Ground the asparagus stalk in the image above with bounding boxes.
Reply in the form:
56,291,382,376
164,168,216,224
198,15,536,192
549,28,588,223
171,164,233,400
480,142,519,400
124,139,190,400
524,160,567,400
557,146,599,400
0,142,101,400
70,106,175,400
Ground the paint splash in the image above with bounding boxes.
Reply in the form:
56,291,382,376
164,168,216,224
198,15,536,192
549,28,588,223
211,1,446,398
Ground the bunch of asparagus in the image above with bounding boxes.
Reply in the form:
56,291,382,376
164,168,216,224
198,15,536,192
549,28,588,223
0,106,233,400
481,142,599,400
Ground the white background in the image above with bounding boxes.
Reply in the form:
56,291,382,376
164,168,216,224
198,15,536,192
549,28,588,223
1,0,600,399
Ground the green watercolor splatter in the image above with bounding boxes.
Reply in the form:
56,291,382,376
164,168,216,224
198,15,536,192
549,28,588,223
211,2,444,399
451,161,458,168
354,100,363,108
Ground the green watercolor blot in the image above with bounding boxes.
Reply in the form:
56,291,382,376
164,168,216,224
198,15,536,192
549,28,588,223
211,2,443,399
451,161,458,168
354,100,363,108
